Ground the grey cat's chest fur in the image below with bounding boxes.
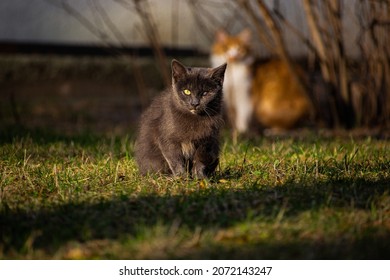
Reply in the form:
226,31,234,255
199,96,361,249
162,92,222,139
134,59,227,178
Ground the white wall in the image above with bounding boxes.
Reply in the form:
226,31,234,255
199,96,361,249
0,0,360,57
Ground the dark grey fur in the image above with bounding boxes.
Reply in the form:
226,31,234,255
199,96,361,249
135,59,227,178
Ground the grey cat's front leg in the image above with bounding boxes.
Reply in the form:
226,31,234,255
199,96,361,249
193,158,219,179
193,138,219,179
159,141,186,177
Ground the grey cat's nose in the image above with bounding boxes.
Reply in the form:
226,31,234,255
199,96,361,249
191,99,200,108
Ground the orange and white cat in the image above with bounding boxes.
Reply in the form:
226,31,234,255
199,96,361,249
211,29,311,135
211,29,254,135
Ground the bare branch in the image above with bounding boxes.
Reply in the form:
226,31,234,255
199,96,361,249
236,0,275,53
273,9,318,56
91,0,128,46
133,0,170,87
43,0,149,107
44,0,112,45
303,0,330,81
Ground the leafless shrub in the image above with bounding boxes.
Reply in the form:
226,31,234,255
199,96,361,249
44,0,171,107
43,0,389,129
354,0,390,127
193,0,389,129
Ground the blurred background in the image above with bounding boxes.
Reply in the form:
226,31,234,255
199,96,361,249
0,0,389,137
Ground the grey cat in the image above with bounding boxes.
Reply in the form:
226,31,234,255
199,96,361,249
134,59,227,178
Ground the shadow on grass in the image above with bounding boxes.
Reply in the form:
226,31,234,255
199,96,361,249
0,125,104,146
1,177,390,259
181,233,390,259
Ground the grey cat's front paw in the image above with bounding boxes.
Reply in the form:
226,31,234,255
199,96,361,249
192,163,207,179
193,157,218,179
193,171,206,180
170,164,187,178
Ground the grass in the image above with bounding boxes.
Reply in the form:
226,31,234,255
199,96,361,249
0,128,389,259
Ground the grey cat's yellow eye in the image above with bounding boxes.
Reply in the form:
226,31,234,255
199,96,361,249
183,89,191,95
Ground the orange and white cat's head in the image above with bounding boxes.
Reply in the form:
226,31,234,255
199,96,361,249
211,29,252,66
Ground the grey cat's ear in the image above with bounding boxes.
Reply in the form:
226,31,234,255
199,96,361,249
209,63,227,85
171,59,187,82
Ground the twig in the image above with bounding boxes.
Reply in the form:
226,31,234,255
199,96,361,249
133,0,170,87
43,0,149,107
236,0,275,53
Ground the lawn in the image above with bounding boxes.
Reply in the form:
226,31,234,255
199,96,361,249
1,128,389,259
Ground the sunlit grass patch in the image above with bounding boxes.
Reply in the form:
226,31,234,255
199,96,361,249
1,130,389,259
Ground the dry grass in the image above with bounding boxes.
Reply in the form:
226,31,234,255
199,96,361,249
1,128,389,259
